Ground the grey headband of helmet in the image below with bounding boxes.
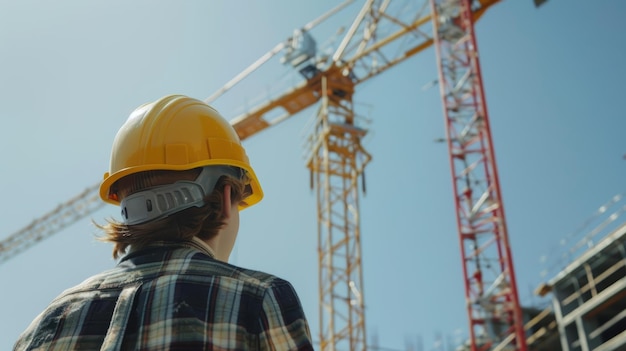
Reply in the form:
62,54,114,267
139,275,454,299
120,165,245,225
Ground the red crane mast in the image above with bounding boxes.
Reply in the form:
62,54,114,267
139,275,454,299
430,0,527,350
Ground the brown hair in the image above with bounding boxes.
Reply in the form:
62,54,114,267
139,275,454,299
97,168,249,259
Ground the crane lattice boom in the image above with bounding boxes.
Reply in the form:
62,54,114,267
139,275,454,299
0,184,104,264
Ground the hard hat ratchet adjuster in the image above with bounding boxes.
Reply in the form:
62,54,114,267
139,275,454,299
120,166,244,225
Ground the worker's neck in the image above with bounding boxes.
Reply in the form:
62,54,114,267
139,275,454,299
204,234,232,262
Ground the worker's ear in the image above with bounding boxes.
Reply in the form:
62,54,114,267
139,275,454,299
222,184,232,219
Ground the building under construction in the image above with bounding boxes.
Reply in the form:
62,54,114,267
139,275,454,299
511,196,626,351
452,194,626,351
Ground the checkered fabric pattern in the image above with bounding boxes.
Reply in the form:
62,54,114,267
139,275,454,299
14,241,313,350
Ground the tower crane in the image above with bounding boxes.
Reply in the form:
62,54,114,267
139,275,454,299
0,1,534,350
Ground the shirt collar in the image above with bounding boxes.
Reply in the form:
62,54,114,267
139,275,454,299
190,236,217,259
124,237,217,261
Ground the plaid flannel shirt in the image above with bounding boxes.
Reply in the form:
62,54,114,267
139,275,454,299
14,240,313,350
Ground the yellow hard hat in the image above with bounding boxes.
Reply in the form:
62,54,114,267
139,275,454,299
99,95,263,210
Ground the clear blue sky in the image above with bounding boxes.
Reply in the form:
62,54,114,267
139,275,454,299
1,1,625,350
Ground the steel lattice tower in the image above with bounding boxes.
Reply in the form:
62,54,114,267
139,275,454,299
430,0,527,350
307,74,371,351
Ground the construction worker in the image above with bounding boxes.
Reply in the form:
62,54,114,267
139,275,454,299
14,95,313,350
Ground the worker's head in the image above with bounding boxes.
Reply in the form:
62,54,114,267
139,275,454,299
98,95,263,258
